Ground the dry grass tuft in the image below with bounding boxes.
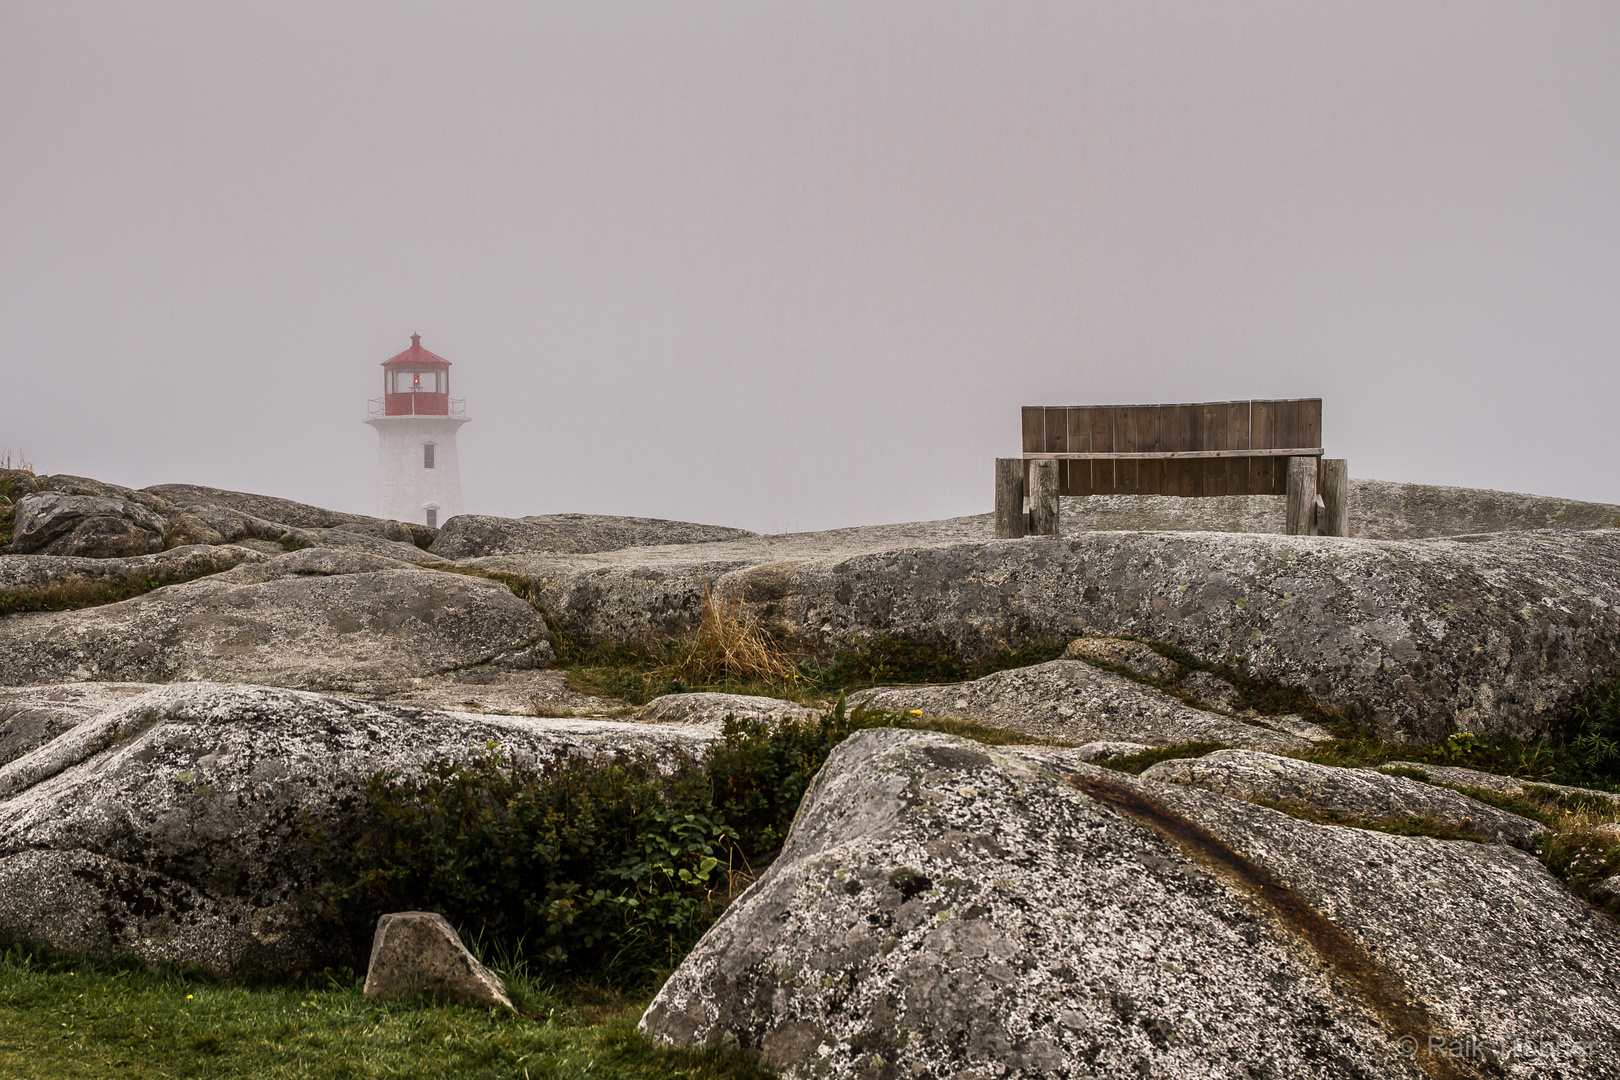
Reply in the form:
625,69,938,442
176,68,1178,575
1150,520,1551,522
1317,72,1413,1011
667,583,798,685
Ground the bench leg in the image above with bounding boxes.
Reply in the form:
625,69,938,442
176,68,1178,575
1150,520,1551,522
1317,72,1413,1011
995,458,1026,539
1028,459,1060,536
1286,456,1318,535
1319,459,1349,537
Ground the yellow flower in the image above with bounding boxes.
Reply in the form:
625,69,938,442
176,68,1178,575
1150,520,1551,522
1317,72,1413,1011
186,994,193,1000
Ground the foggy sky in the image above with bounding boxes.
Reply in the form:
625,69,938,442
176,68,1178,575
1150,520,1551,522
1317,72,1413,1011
3,1,1617,533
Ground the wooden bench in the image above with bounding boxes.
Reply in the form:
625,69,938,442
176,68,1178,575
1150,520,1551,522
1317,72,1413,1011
996,398,1348,538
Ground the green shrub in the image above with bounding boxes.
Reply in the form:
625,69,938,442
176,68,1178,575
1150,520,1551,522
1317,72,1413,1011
1567,676,1620,783
316,701,936,987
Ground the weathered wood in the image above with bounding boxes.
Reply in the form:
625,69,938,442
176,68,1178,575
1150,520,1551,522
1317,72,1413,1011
1065,408,1092,495
1023,447,1324,461
1018,400,1323,499
1285,456,1319,535
1086,407,1116,494
1319,458,1349,537
995,458,1026,539
1028,458,1060,536
1021,408,1044,457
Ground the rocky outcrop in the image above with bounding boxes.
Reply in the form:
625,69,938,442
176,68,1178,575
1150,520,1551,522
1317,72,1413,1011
1143,749,1544,848
144,482,373,529
643,727,1620,1078
850,660,1312,752
518,528,1620,742
32,474,168,513
0,550,553,690
1057,479,1620,540
1347,479,1620,540
0,683,720,974
1061,637,1178,680
363,912,515,1012
430,513,758,559
635,692,822,727
0,544,268,611
8,492,168,557
0,682,153,766
1379,761,1620,810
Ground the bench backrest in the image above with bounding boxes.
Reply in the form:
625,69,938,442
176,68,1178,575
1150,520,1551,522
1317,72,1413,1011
1021,399,1322,497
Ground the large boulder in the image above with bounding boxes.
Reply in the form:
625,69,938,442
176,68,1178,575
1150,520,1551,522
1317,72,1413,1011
1143,749,1544,849
430,513,757,559
0,683,720,974
143,483,374,530
363,912,516,1012
8,492,167,557
33,474,168,513
850,660,1312,752
0,682,154,766
519,528,1620,742
0,550,553,689
635,692,822,727
0,544,268,613
642,727,1620,1078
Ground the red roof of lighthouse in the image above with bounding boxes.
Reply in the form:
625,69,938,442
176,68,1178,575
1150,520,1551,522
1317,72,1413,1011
381,333,452,368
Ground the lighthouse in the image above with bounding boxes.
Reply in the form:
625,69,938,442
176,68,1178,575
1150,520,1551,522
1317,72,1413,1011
365,334,470,528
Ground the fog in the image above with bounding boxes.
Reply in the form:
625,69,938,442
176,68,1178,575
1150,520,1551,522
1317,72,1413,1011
3,1,1617,532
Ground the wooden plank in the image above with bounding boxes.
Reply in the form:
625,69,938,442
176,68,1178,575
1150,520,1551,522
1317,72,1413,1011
1295,398,1323,452
995,458,1026,539
1066,408,1092,496
1249,400,1278,495
1028,459,1060,535
1120,405,1163,494
1087,406,1117,495
1196,401,1231,496
1021,408,1044,457
1044,407,1068,498
1021,447,1323,460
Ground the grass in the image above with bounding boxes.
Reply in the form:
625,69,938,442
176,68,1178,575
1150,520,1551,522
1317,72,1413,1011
0,943,773,1080
550,613,1069,709
0,576,164,617
1095,741,1233,775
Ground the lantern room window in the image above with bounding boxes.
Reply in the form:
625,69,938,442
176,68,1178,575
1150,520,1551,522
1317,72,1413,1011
391,370,446,394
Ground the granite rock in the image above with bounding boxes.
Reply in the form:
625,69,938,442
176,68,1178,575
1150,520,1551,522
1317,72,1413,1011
642,727,1620,1079
635,692,821,727
363,912,515,1012
850,660,1312,751
1062,637,1179,680
1143,749,1545,849
430,513,758,559
0,544,268,609
517,527,1620,742
0,683,719,974
0,551,553,689
1178,670,1246,713
8,492,168,558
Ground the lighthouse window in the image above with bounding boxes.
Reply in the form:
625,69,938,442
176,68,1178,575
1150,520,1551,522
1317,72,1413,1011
394,371,443,393
426,508,438,529
423,443,436,469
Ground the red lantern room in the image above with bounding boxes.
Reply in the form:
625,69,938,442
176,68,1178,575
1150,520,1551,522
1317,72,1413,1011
380,333,453,416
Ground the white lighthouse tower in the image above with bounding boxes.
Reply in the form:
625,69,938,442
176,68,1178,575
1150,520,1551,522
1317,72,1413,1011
365,334,470,528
